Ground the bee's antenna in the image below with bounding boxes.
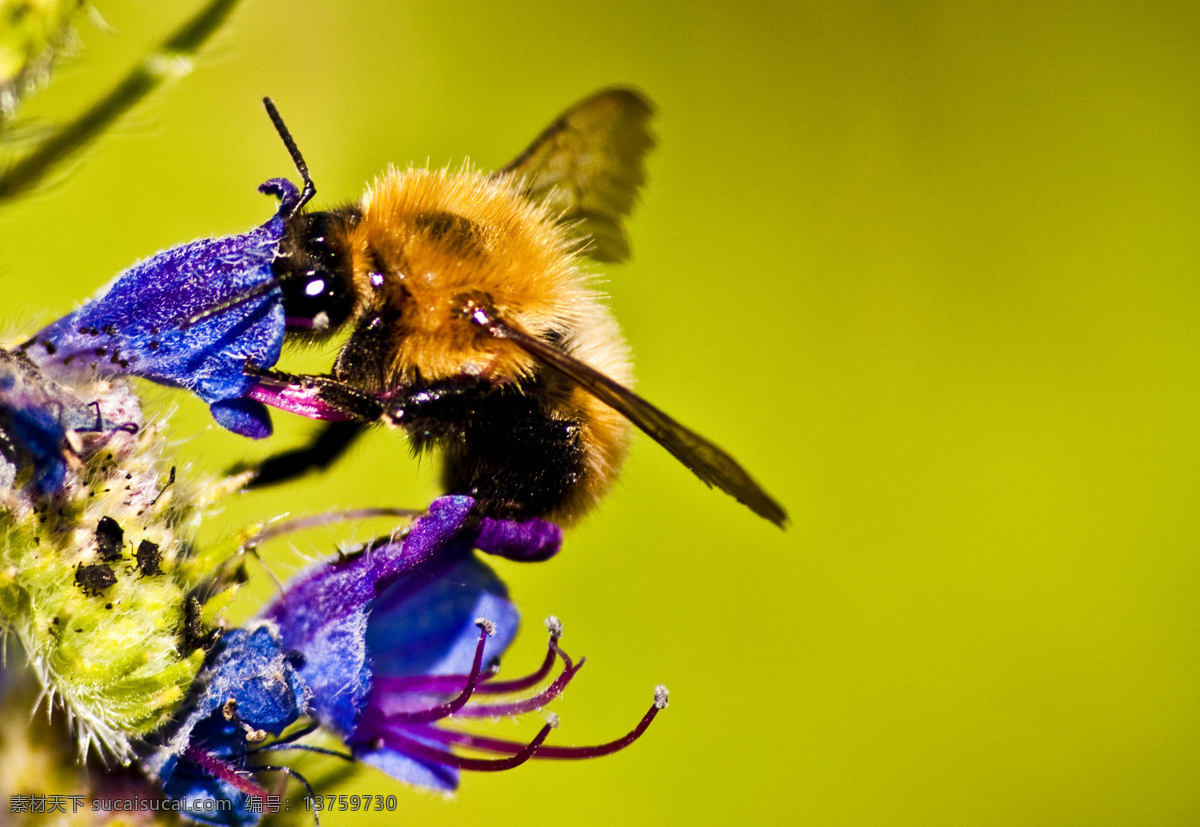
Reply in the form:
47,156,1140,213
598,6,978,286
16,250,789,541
262,97,316,214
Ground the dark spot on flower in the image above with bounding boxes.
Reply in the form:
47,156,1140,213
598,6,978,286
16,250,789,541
95,516,124,561
78,326,99,336
75,562,116,596
148,341,160,351
135,539,163,576
105,603,113,610
94,347,106,357
40,340,56,355
180,596,221,653
102,325,118,336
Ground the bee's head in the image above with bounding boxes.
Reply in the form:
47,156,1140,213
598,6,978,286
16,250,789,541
274,208,361,337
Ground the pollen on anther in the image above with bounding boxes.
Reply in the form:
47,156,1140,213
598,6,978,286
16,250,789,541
545,615,563,638
546,712,560,729
475,618,497,637
654,685,670,709
243,725,268,743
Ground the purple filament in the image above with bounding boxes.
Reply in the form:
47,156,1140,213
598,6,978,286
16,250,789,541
182,746,269,797
405,696,665,759
387,624,490,724
476,635,558,694
374,629,563,696
379,722,553,772
454,656,584,719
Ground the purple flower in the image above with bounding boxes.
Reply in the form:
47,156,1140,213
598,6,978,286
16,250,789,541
263,495,666,791
26,179,295,439
148,626,309,826
145,496,665,822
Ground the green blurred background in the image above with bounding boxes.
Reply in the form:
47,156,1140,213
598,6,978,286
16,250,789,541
4,1,1200,824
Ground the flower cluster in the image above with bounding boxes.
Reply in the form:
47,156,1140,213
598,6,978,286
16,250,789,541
0,342,668,827
0,350,240,764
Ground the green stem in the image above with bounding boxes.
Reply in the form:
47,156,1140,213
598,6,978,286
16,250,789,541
0,0,244,202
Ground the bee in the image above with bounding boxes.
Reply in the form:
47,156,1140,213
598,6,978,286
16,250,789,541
247,89,786,527
28,90,786,527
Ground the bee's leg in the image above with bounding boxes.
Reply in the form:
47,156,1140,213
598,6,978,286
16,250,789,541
245,368,384,422
234,368,383,487
244,420,365,488
383,376,496,445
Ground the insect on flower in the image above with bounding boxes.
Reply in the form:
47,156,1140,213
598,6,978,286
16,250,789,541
26,90,786,527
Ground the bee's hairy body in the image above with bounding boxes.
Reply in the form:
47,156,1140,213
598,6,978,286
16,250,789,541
258,88,786,527
281,166,632,524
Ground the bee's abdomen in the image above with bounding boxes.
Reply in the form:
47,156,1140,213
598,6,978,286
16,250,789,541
390,377,588,521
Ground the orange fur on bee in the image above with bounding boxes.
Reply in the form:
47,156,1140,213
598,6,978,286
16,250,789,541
349,164,634,522
350,166,582,382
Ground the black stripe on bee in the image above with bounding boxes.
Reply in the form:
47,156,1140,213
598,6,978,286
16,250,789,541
414,210,484,256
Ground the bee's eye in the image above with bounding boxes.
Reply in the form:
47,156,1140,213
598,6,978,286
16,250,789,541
276,213,357,335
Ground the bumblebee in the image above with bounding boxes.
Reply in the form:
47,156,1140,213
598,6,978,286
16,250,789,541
248,89,786,526
28,90,785,526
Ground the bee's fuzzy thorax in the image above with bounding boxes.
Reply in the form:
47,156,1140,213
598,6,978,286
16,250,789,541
345,164,634,524
353,164,595,385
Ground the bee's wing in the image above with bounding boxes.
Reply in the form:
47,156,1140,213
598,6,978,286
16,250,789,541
473,307,788,527
492,88,655,263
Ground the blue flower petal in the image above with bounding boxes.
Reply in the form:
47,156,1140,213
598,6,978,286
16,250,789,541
151,625,308,827
30,179,294,434
355,733,460,792
261,496,478,734
475,514,563,561
210,398,274,440
366,554,518,681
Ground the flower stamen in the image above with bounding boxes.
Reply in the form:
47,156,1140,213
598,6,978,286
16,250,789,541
478,618,563,694
405,686,669,760
378,718,554,772
455,647,585,718
388,620,493,724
